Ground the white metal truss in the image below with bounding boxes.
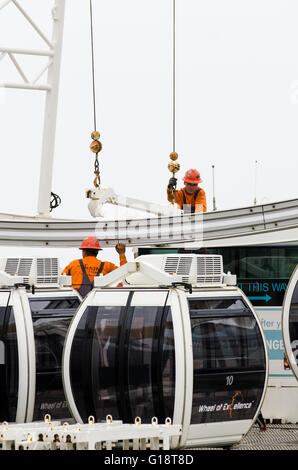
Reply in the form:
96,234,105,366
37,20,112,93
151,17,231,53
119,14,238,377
0,198,296,247
0,0,66,217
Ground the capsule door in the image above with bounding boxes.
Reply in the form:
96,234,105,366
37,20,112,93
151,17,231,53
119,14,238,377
282,265,298,379
0,289,29,423
177,288,268,448
63,288,185,432
26,291,81,422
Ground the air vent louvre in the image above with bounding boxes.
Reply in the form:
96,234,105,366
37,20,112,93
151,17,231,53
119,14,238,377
37,258,59,284
1,257,60,287
4,258,19,276
197,256,223,283
5,258,33,283
163,256,193,283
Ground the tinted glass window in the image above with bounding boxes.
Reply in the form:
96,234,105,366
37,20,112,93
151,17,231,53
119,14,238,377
30,297,79,314
189,297,249,316
140,246,298,280
69,298,175,424
198,246,298,280
189,298,266,424
127,306,175,422
30,297,80,421
70,305,123,422
0,305,18,422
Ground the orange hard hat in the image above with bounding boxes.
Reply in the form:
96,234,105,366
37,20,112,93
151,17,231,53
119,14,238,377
183,168,202,184
79,237,102,250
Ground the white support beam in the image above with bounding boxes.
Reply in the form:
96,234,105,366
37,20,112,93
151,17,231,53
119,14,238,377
32,59,53,84
7,52,29,82
1,1,65,217
93,260,183,288
0,0,11,11
93,262,138,287
0,47,54,57
37,0,65,217
1,82,52,91
11,0,53,48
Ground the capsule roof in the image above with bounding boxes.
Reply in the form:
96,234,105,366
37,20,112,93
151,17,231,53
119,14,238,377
93,254,237,289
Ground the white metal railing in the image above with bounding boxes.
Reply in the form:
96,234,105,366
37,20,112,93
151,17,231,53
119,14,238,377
0,415,182,451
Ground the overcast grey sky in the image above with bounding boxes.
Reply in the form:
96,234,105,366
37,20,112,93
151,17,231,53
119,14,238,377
1,0,298,265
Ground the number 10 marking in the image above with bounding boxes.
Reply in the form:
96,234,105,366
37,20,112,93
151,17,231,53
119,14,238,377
226,375,234,386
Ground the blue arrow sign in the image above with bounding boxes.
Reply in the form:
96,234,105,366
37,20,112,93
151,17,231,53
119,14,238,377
248,294,272,302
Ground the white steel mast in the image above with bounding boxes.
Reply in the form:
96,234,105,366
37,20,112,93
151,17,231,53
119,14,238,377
0,0,66,217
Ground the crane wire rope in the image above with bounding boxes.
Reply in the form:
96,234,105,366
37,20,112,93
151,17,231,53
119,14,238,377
89,0,102,189
172,0,176,153
89,0,97,132
168,0,180,204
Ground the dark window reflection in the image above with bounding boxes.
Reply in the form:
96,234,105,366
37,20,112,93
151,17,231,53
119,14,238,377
189,298,266,424
30,297,79,314
189,298,249,316
127,306,175,422
30,297,80,421
70,300,175,424
206,246,298,280
0,305,18,422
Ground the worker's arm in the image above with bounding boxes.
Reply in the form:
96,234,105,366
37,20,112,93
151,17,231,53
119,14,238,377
195,189,207,213
116,243,127,266
119,254,127,266
103,243,127,274
167,187,183,207
61,261,74,275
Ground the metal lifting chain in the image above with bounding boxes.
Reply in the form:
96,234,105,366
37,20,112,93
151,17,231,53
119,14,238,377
89,0,102,189
168,0,180,204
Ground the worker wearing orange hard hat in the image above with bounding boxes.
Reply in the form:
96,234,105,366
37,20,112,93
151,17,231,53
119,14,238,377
61,237,127,297
167,168,207,213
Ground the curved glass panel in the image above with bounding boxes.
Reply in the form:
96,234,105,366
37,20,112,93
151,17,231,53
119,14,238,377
30,297,80,421
127,306,175,422
69,298,175,423
189,297,266,424
0,305,18,422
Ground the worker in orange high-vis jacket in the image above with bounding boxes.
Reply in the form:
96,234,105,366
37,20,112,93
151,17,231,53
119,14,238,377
167,168,207,213
61,237,127,297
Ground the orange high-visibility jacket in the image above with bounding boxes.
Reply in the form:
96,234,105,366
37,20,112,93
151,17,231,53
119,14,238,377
167,187,207,212
61,255,127,291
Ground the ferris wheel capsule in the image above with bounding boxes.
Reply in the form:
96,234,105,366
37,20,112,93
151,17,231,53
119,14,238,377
62,253,268,449
0,257,81,423
282,265,298,380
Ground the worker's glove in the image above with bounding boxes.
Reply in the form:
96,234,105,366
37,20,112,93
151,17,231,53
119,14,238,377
116,243,126,255
168,177,177,189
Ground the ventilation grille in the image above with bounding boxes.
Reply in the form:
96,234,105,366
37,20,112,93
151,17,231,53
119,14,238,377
196,256,223,284
36,258,59,285
2,257,60,287
163,256,193,282
161,254,224,285
4,258,33,283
